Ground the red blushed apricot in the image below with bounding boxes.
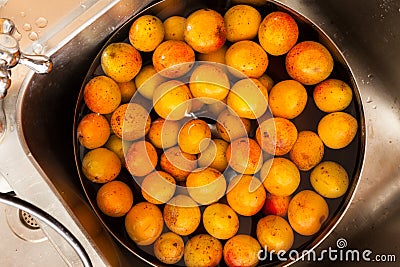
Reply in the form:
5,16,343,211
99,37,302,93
125,141,158,177
83,75,121,114
152,40,195,78
184,9,226,54
258,11,299,56
256,117,298,156
226,137,263,175
223,235,261,267
159,146,197,182
286,41,334,85
225,40,269,78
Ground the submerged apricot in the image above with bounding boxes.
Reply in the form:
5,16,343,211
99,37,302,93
286,41,334,85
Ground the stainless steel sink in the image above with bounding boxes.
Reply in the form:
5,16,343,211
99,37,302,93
0,0,399,266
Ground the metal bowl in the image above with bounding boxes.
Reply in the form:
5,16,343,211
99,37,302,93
73,0,365,266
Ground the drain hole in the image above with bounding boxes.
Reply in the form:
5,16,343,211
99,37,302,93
19,210,40,230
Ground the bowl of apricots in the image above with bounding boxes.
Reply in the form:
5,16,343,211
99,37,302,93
73,0,364,266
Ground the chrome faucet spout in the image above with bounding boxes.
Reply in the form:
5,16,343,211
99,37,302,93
0,18,52,99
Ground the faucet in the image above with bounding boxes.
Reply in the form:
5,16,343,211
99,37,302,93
0,18,53,141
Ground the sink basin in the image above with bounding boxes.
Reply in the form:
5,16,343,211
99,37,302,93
1,0,399,266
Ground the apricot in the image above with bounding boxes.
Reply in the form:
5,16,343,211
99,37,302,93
256,117,298,156
256,215,294,252
186,167,226,205
258,73,275,92
227,78,268,119
129,15,164,52
104,134,125,166
289,130,324,171
262,193,291,217
286,41,334,85
258,11,299,56
77,113,110,149
269,80,308,119
189,63,230,103
125,202,164,245
163,16,186,41
110,103,151,141
197,45,228,64
147,118,180,149
313,79,353,112
184,234,223,267
288,190,329,236
226,174,266,216
178,119,211,154
203,203,239,240
96,180,133,217
184,9,226,54
141,171,176,204
152,40,195,78
160,146,197,182
223,235,261,267
198,138,229,172
135,64,166,100
154,232,184,264
225,40,268,78
153,80,192,120
83,75,121,114
82,148,121,183
226,138,263,175
216,109,251,142
260,157,300,197
224,5,261,42
310,161,349,198
101,42,142,83
117,80,136,103
317,111,358,149
163,195,201,236
125,141,158,177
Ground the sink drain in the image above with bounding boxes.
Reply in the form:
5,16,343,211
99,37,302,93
5,206,47,243
19,209,40,230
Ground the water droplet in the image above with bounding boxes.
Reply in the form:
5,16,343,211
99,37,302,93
0,0,8,7
35,17,48,28
32,43,43,54
372,105,377,109
366,97,373,103
23,23,32,31
20,11,26,17
28,31,38,41
367,73,374,79
80,3,87,8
